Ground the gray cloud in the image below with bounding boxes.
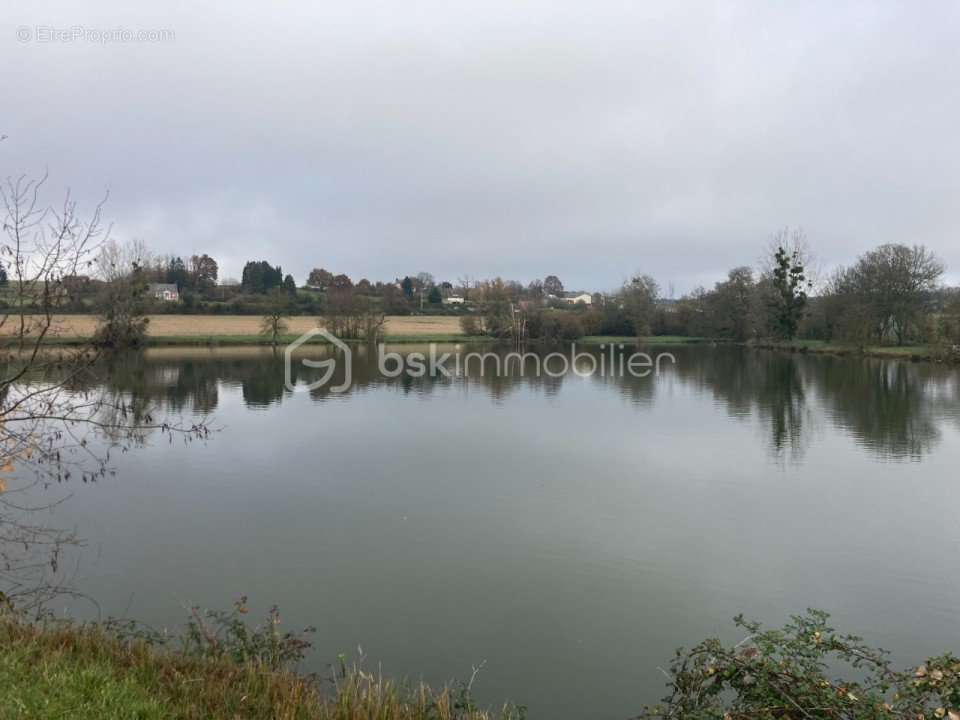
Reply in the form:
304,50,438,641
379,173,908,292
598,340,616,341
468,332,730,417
4,1,959,292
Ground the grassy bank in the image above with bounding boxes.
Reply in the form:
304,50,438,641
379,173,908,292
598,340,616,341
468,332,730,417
580,335,713,345
7,607,960,719
752,338,959,362
10,333,710,348
0,615,519,720
4,312,956,362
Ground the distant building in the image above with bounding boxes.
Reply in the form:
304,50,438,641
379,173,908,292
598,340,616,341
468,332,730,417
149,283,180,302
442,295,465,305
559,292,592,305
655,298,680,313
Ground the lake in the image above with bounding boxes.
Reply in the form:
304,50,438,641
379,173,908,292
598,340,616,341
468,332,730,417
22,343,960,719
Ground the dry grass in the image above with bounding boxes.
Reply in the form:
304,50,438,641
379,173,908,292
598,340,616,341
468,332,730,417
0,314,463,339
0,616,519,720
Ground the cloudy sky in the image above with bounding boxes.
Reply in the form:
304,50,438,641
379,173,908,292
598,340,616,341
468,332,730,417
4,1,959,292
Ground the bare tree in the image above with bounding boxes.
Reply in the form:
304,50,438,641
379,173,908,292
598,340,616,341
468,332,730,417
93,238,151,347
842,244,944,345
761,227,821,292
1,172,105,351
456,274,474,300
323,291,385,344
0,170,206,611
260,289,290,347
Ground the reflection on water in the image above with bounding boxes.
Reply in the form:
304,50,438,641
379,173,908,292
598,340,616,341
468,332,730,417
16,343,960,720
93,344,960,461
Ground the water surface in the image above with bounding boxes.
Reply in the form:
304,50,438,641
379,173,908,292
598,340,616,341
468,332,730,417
23,344,960,719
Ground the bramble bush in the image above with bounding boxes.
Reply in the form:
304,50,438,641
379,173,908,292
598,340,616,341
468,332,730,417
641,610,960,720
103,596,315,670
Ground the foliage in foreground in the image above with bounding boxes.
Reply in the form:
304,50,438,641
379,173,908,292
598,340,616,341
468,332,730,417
6,604,960,720
641,610,960,720
0,600,522,720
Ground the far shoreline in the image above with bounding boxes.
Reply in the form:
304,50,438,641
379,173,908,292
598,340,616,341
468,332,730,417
2,314,957,363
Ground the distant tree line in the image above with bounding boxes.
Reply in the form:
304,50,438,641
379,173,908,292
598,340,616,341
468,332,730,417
14,230,957,350
459,229,958,348
656,238,953,347
151,254,219,290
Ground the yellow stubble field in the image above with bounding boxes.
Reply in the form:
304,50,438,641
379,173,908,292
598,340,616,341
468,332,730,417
0,314,463,338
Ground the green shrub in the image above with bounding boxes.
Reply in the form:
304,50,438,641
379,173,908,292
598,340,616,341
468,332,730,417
642,610,960,720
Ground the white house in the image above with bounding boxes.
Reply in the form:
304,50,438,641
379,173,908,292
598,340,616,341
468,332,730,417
561,292,592,305
149,283,180,302
442,295,465,305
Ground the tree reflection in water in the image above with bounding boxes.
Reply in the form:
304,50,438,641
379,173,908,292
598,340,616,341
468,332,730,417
45,344,960,462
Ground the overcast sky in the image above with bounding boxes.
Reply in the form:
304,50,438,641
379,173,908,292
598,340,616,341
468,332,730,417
4,1,959,293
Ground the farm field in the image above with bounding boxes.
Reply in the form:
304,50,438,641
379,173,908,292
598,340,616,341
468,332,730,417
0,314,463,340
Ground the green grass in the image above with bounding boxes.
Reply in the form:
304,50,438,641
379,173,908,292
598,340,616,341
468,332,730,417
0,616,520,720
1,640,168,718
579,335,713,345
142,333,492,346
753,339,953,361
382,333,491,344
7,332,954,362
